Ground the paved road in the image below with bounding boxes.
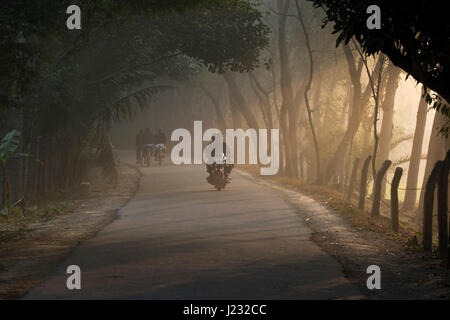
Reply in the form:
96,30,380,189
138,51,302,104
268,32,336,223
25,155,361,299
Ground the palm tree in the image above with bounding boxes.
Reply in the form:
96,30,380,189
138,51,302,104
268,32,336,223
0,130,36,215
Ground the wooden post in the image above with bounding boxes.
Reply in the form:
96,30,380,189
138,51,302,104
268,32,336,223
346,158,360,202
437,151,450,258
359,156,372,210
391,167,403,232
371,160,392,217
423,161,444,252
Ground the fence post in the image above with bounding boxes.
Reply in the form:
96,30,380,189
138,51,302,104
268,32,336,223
359,156,372,210
391,167,403,232
423,161,444,252
371,160,392,217
346,158,360,203
438,150,450,258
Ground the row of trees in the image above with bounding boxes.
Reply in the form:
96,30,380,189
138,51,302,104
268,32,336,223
0,0,270,209
137,0,448,224
2,0,449,227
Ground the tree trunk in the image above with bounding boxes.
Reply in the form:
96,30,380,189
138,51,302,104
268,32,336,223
417,110,448,221
403,87,428,210
377,63,401,198
324,47,381,183
277,0,298,177
295,0,320,182
391,167,403,232
295,81,307,178
312,70,323,129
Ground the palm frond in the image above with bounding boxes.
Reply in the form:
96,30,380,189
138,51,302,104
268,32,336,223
0,129,21,163
94,84,175,127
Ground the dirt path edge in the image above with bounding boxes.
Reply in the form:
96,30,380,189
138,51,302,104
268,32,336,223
0,161,141,300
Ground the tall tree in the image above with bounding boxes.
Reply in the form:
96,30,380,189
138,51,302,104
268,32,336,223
295,0,321,182
376,62,401,198
277,0,298,177
402,86,429,210
323,45,381,183
417,109,449,220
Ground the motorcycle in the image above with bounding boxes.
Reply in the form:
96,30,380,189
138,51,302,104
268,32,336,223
207,154,233,191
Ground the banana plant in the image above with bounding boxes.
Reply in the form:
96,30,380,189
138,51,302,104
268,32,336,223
0,129,37,215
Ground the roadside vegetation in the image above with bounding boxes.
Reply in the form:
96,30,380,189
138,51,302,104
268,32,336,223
1,0,449,272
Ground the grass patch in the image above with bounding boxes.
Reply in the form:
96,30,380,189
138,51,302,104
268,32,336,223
0,228,30,244
0,203,69,226
0,203,71,244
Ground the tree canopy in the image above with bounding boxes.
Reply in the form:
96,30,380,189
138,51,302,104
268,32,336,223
0,0,269,113
0,0,270,191
307,0,450,108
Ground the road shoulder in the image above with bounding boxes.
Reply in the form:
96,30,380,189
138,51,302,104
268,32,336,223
236,169,450,299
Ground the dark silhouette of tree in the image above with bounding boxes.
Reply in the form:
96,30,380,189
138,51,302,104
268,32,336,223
307,0,450,109
1,0,270,197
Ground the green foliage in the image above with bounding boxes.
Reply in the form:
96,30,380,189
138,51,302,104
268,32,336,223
10,0,270,129
0,130,37,210
0,203,67,243
0,228,30,244
1,1,270,194
0,130,38,166
0,202,67,223
0,130,21,165
1,0,269,112
153,1,270,73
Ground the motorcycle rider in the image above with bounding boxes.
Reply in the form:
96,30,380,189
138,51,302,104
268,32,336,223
154,128,167,144
143,128,154,145
206,136,233,183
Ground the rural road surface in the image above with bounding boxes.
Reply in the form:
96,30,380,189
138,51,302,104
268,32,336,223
25,152,361,299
